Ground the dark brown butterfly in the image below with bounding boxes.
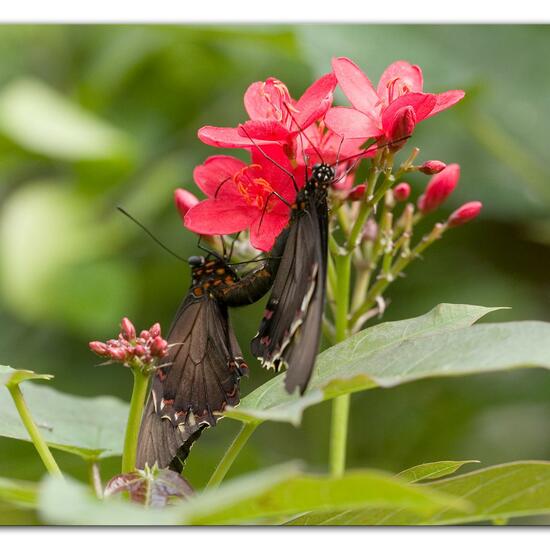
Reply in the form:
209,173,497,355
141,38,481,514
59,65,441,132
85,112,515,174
136,243,286,472
251,162,334,395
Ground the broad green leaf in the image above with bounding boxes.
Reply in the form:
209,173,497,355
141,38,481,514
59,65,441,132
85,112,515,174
0,365,53,388
0,477,38,509
396,460,480,483
0,384,128,460
183,469,468,525
227,304,502,425
289,461,550,525
38,463,301,526
37,462,467,526
0,78,133,161
39,475,170,526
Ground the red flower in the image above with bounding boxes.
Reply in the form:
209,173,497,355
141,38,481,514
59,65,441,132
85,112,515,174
198,73,336,149
325,57,465,141
174,189,199,220
448,201,482,227
420,160,446,175
183,145,302,251
417,164,460,214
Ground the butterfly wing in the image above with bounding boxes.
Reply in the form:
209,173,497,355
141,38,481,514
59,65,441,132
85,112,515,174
251,194,327,394
136,294,247,470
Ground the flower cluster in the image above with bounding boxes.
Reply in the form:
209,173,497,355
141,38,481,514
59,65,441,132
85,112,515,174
176,57,480,255
89,317,168,373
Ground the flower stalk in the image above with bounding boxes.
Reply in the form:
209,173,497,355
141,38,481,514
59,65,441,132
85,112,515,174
206,422,258,489
7,385,62,477
121,367,151,473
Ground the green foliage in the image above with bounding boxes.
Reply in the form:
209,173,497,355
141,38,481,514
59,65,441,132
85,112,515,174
0,365,53,388
396,460,479,483
37,462,467,525
289,461,550,525
0,383,128,460
227,304,550,426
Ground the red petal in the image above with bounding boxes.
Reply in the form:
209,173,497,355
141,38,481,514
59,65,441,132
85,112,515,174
174,188,199,220
377,60,423,100
184,199,256,236
198,126,272,148
239,120,291,142
325,106,381,139
244,81,271,120
427,90,466,118
249,211,290,252
332,57,380,115
381,93,437,133
251,144,298,203
193,156,247,199
294,72,337,129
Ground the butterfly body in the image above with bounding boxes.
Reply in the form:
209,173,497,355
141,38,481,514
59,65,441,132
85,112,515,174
251,163,334,395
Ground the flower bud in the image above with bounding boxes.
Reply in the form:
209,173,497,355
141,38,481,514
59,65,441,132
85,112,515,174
419,160,446,175
140,330,151,341
149,323,161,339
417,164,460,214
89,341,110,357
174,189,200,220
386,106,416,151
109,347,128,362
150,336,168,358
133,344,146,357
447,201,482,227
347,184,366,202
393,183,411,202
120,317,136,341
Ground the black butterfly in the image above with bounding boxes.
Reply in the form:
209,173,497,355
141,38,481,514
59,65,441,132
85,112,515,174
251,162,334,395
136,243,286,472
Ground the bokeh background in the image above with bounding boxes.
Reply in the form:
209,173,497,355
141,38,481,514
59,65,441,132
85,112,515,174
1,24,550,520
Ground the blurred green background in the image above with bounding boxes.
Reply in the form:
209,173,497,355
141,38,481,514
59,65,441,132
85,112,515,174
1,24,550,510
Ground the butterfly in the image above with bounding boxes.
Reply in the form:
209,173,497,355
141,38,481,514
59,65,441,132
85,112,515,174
136,240,287,471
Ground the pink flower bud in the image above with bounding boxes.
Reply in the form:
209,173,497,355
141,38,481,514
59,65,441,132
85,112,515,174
419,160,446,175
347,184,366,202
149,323,161,339
417,164,460,214
174,189,199,221
133,344,146,357
150,336,168,358
140,330,151,341
448,201,482,227
109,347,128,362
393,183,411,202
89,341,110,357
120,317,136,341
386,106,416,151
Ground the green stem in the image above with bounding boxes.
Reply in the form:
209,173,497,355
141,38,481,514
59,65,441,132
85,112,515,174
8,385,62,477
330,392,350,478
121,367,150,473
206,422,257,489
329,252,352,477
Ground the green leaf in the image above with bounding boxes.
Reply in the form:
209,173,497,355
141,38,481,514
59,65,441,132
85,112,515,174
183,469,468,525
288,461,550,525
36,462,468,526
39,475,169,526
0,384,128,460
0,365,53,388
0,78,133,161
227,304,503,425
0,477,38,509
396,460,480,483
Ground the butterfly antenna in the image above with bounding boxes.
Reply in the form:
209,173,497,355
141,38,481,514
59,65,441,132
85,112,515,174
116,206,186,263
283,103,325,165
